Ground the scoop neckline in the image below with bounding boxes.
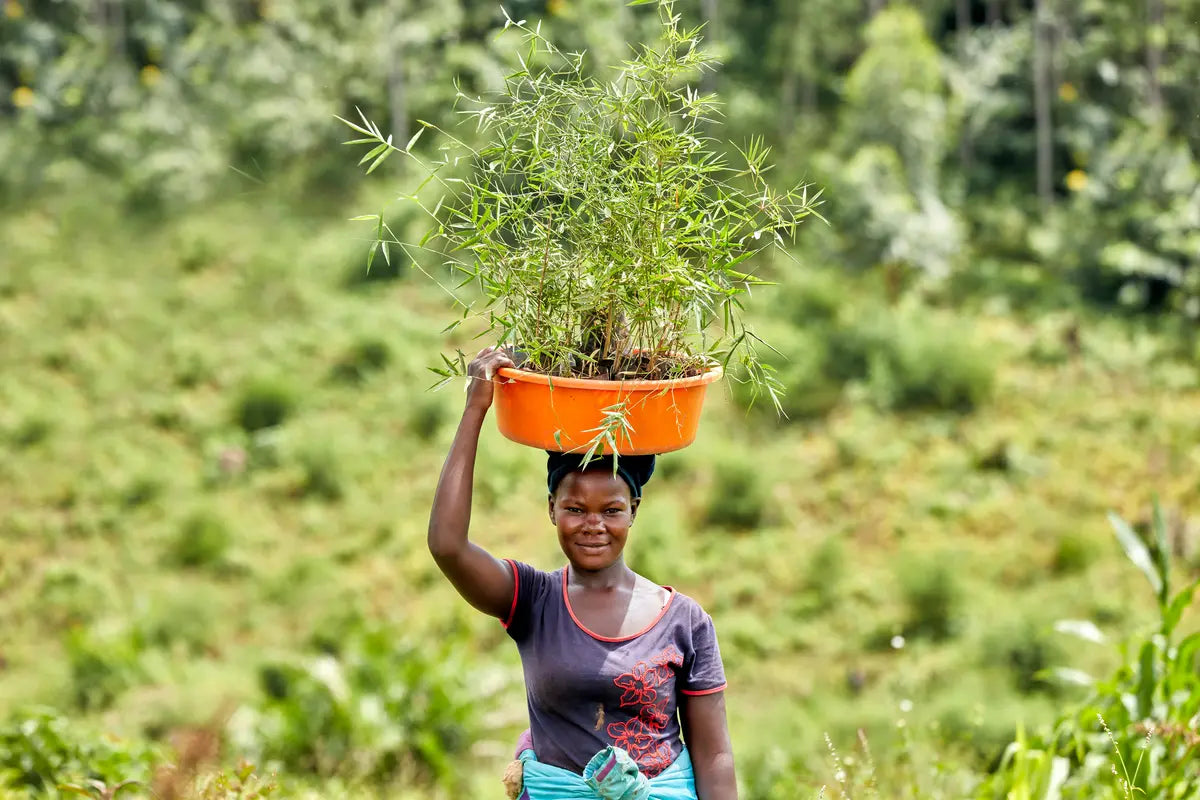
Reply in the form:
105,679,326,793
561,565,676,643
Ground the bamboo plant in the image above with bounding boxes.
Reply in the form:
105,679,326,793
341,0,820,411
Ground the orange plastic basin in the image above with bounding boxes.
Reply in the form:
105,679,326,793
493,365,723,455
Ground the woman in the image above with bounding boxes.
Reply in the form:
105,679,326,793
428,347,738,800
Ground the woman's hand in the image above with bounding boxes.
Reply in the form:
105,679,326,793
466,346,516,413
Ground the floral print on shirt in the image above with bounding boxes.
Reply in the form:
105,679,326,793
606,645,685,776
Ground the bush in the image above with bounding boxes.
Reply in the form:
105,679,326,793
296,447,345,502
984,504,1200,797
37,565,111,629
1050,531,1097,575
65,625,143,712
228,620,499,792
0,708,161,794
804,535,846,611
982,619,1062,695
329,337,391,384
733,292,996,421
10,415,53,449
175,230,219,274
704,458,770,530
407,393,449,442
861,310,996,413
169,511,232,569
732,328,845,420
120,475,164,509
898,556,963,641
233,379,296,434
134,588,220,656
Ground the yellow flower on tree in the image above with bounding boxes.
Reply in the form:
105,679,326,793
12,86,34,109
547,0,566,15
4,0,23,19
140,65,162,87
1065,170,1088,192
1058,83,1078,103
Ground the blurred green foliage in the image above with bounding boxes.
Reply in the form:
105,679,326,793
0,709,160,795
2,0,1200,796
228,618,500,793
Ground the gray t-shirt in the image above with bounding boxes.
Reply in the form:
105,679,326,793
502,560,727,777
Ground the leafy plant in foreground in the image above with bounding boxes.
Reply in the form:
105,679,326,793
984,500,1200,798
227,618,507,793
0,709,161,797
341,0,819,408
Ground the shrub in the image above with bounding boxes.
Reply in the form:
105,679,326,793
863,311,996,413
984,503,1200,798
734,293,995,421
10,416,53,448
120,475,164,509
329,337,391,384
37,565,110,629
233,378,296,434
169,511,232,569
0,708,161,794
175,230,218,274
407,393,448,442
804,535,846,611
296,447,345,502
704,458,770,531
732,328,844,420
1050,530,1097,575
134,587,220,656
228,620,499,792
65,625,143,712
898,556,963,641
982,619,1062,695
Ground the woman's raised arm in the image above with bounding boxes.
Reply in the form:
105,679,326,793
427,347,517,620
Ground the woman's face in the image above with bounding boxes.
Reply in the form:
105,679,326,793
549,470,639,572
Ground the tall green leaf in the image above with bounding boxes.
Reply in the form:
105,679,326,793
1108,511,1163,597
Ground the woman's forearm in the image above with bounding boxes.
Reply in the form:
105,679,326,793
694,751,738,800
427,407,486,560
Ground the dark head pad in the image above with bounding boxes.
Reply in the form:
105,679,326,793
546,451,656,500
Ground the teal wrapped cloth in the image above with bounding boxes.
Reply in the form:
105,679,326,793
518,746,697,800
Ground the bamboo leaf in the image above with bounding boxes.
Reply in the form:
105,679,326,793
358,142,389,166
1046,667,1095,688
1108,511,1163,597
1164,579,1199,637
1053,619,1106,645
335,114,374,138
1135,640,1156,717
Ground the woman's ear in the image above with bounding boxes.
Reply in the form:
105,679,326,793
630,497,640,522
547,494,556,525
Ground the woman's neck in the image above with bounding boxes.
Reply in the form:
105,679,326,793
568,559,634,591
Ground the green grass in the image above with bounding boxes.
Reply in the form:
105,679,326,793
1,179,1197,796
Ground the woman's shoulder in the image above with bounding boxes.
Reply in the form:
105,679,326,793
660,586,715,625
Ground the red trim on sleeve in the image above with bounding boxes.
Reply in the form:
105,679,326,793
502,558,520,629
680,683,727,696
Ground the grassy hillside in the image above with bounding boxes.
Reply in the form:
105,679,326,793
1,179,1197,796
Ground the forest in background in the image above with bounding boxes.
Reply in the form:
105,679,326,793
1,0,1199,797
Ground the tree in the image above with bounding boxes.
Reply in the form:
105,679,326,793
1032,0,1054,208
